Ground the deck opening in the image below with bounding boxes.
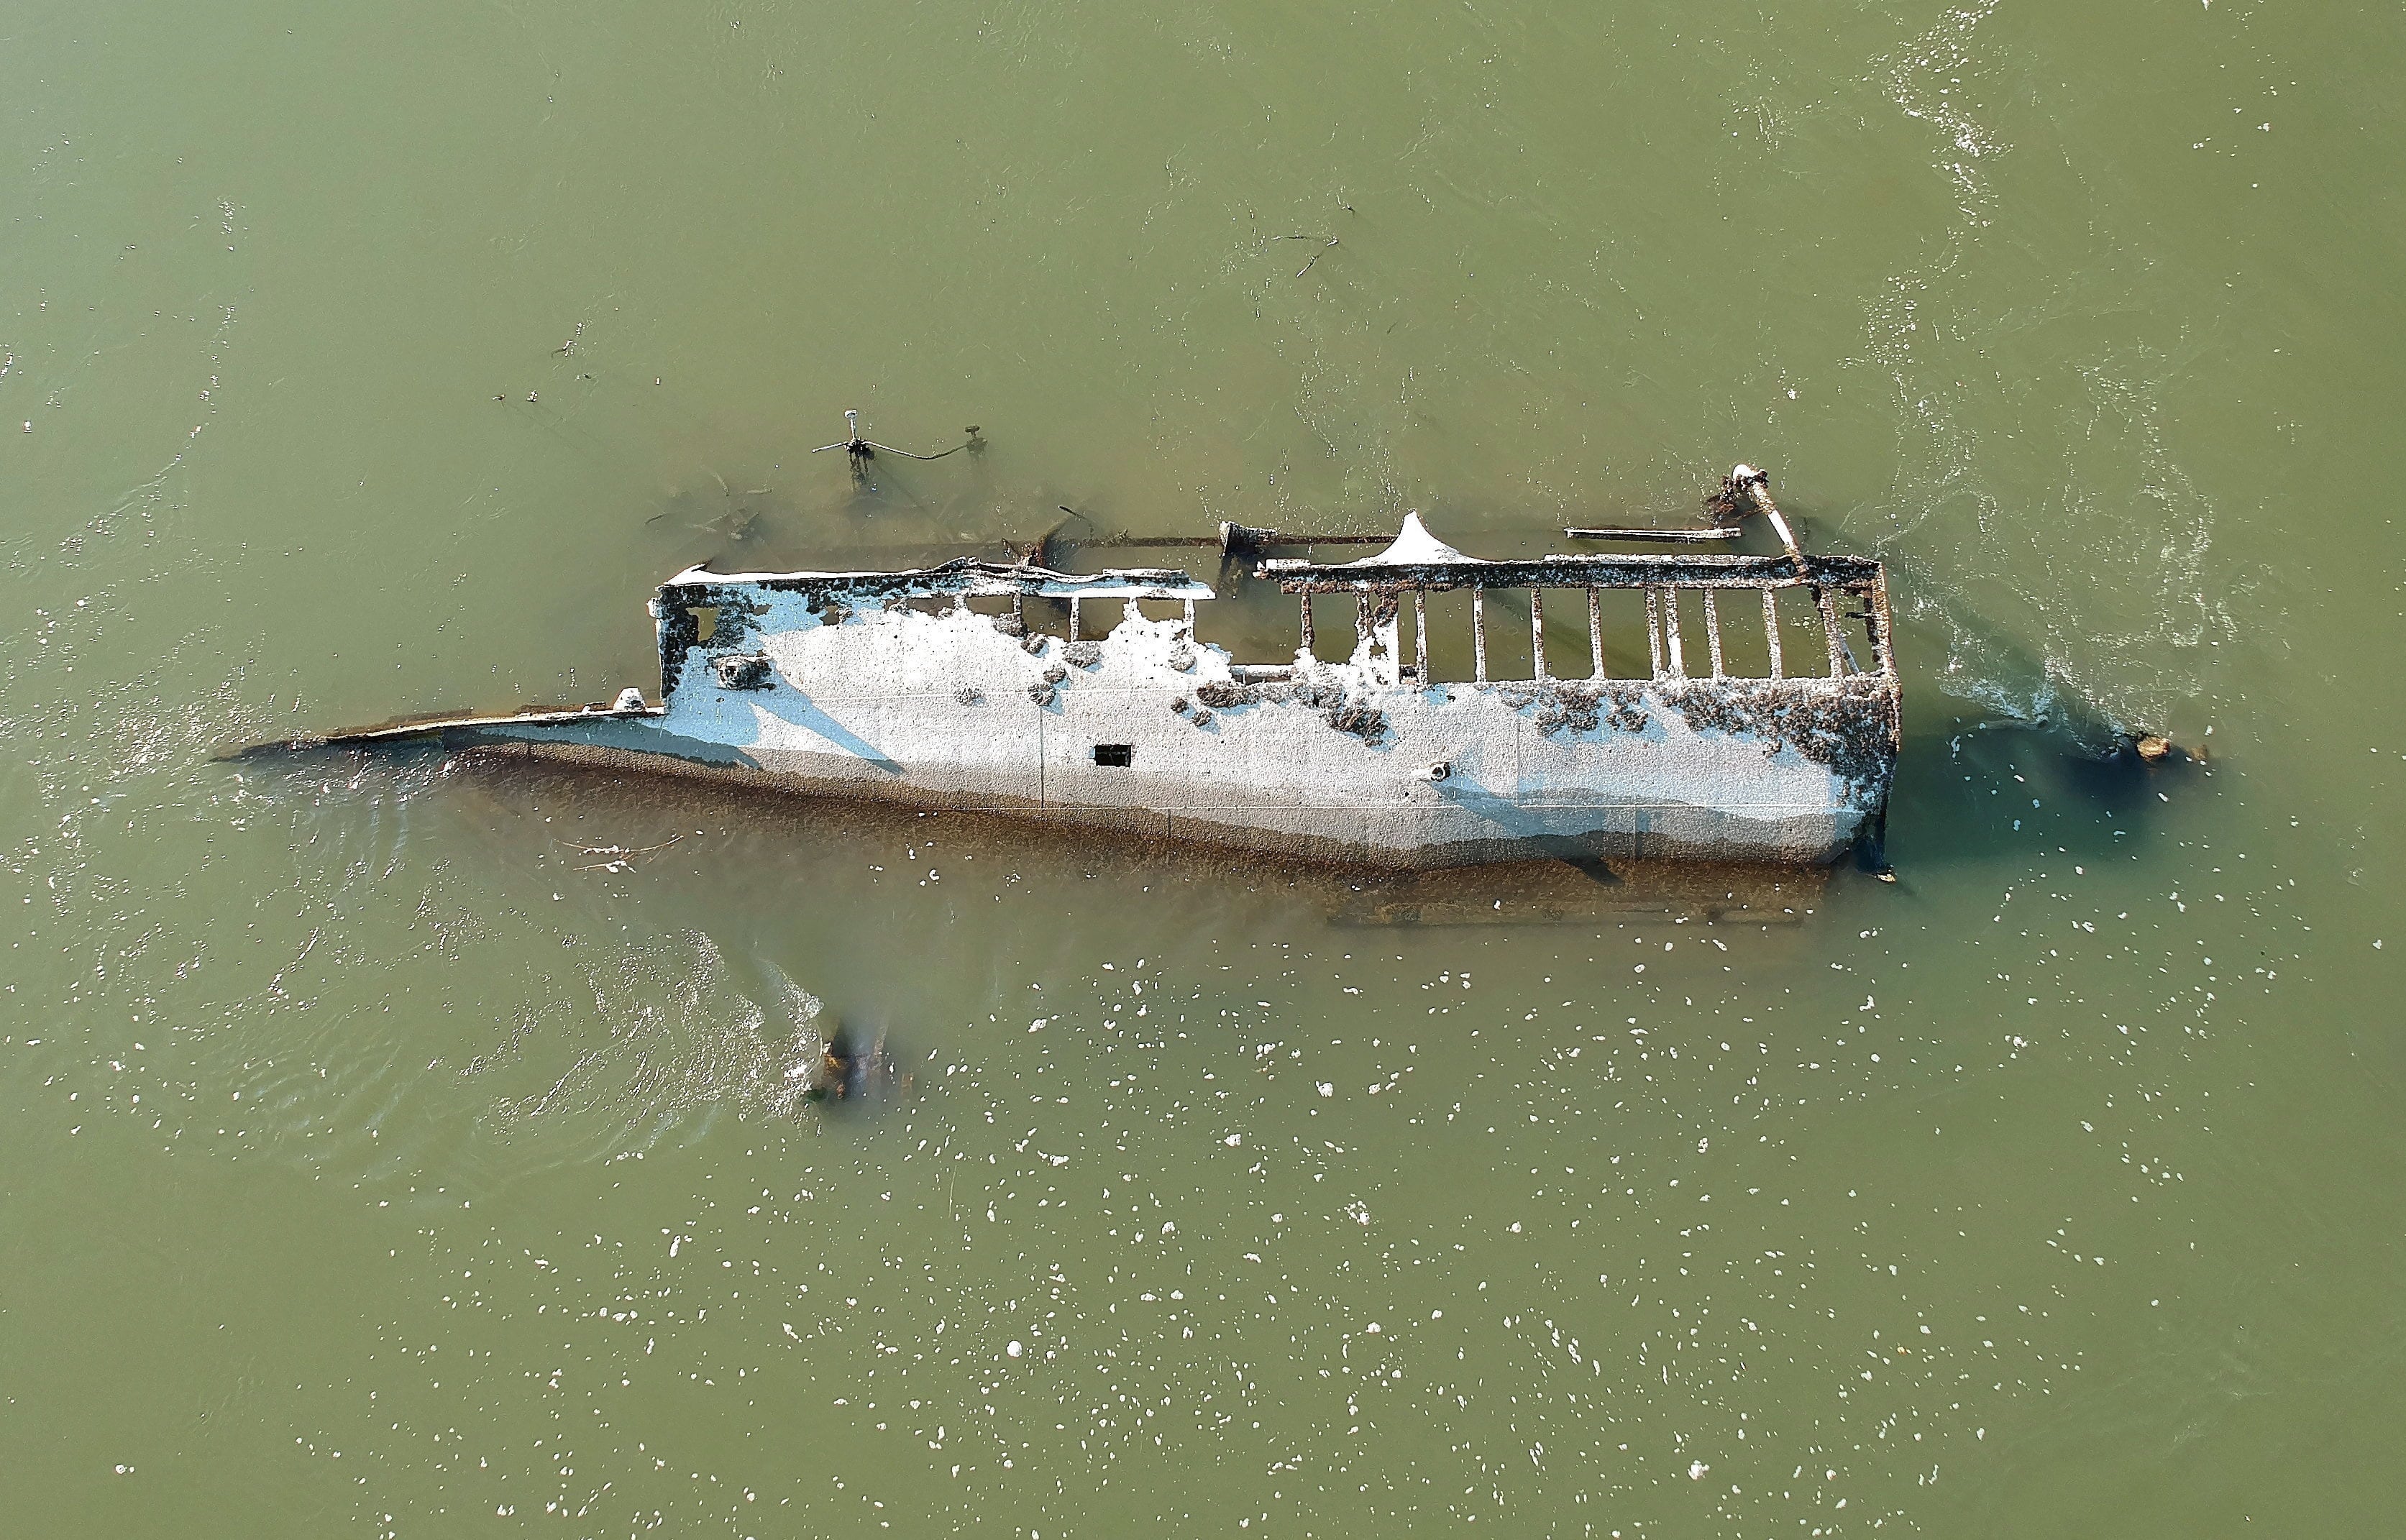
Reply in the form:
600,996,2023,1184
1767,587,1836,677
1092,743,1135,768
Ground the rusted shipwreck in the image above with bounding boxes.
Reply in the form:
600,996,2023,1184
303,467,1899,868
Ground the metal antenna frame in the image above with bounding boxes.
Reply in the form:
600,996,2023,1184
810,409,972,486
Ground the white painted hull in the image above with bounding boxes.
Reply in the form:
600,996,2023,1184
443,597,1889,868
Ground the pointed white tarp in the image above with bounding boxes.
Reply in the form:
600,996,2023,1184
1345,511,1474,568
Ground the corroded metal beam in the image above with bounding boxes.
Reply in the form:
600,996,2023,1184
662,556,1212,604
1563,526,1743,542
1258,551,1883,594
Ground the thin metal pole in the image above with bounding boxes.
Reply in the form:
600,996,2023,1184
1702,590,1724,677
1762,590,1782,679
1299,595,1315,659
1814,587,1848,676
1645,589,1663,678
1529,590,1547,680
1867,574,1895,678
1413,590,1429,683
1588,587,1604,679
1471,586,1488,684
1069,597,1082,641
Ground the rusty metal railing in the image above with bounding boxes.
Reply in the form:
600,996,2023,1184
1260,552,1892,689
1255,467,1893,689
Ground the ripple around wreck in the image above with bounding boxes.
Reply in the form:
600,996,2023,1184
480,933,841,1152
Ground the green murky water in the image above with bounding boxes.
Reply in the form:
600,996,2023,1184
6,1,2404,1534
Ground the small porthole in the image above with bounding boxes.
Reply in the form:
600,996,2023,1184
1092,743,1135,768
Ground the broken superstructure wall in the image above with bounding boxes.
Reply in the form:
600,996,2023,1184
654,557,1213,706
1253,533,1901,777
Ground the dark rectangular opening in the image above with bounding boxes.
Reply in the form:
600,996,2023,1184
1092,743,1135,768
1478,588,1534,683
1534,589,1583,680
1834,583,1883,676
1770,587,1834,677
1302,594,1350,663
1668,589,1708,678
1711,587,1774,679
1417,589,1476,684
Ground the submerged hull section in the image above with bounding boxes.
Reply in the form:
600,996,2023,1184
354,587,1894,869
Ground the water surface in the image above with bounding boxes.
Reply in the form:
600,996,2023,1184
5,1,2405,1534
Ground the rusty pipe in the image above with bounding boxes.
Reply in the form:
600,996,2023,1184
1729,464,1801,559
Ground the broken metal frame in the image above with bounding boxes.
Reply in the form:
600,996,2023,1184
1560,524,1742,543
656,557,1213,700
652,466,1893,702
652,549,1893,701
1258,547,1894,691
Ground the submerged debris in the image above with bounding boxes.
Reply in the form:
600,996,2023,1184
558,833,685,874
805,1025,909,1105
1701,469,1760,527
808,408,983,489
646,472,780,543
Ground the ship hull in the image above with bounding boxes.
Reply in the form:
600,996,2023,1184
350,594,1893,870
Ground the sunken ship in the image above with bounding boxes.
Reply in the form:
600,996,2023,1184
298,467,1899,869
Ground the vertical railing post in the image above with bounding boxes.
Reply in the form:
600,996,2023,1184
1588,587,1605,679
1299,594,1315,660
1814,587,1848,676
1471,586,1488,684
1702,590,1724,677
1645,589,1664,678
1529,590,1547,680
1664,588,1686,678
1762,589,1783,679
1867,575,1895,679
1413,590,1430,683
1069,596,1082,641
